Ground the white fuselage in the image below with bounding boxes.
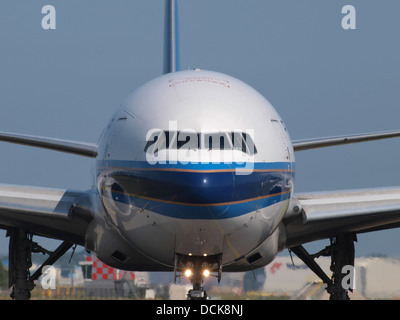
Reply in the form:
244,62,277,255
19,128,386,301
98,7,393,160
93,69,295,269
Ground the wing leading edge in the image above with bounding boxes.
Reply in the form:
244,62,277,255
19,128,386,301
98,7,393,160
0,131,97,158
293,129,400,152
284,187,400,248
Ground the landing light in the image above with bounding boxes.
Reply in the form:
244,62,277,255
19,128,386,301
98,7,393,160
184,269,192,277
203,269,210,277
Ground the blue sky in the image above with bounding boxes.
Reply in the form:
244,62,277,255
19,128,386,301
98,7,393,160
1,1,400,257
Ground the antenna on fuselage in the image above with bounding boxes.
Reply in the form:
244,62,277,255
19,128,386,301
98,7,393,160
163,0,180,74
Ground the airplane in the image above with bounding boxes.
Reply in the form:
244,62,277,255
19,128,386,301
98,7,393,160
2,0,400,300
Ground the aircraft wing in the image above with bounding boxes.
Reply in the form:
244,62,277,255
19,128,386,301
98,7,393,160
0,131,98,158
292,129,400,152
284,187,400,248
0,184,93,245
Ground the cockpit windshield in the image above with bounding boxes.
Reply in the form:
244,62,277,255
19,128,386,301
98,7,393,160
144,130,257,155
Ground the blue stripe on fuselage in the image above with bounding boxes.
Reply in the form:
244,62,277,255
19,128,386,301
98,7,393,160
97,160,295,171
98,160,295,219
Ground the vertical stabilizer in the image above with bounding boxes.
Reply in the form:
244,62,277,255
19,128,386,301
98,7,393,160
163,0,180,74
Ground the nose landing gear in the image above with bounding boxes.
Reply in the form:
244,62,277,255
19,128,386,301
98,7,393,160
174,253,222,300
